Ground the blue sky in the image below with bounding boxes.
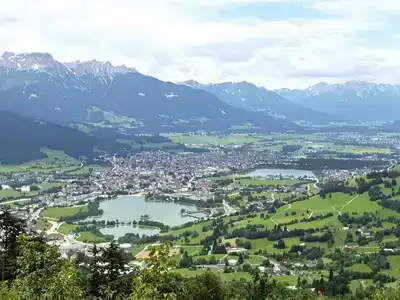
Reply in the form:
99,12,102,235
1,0,400,88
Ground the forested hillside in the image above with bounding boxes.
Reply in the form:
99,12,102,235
0,111,125,164
0,210,399,300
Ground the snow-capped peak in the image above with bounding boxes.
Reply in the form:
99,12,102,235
0,51,69,75
276,80,400,102
64,60,137,79
178,80,203,89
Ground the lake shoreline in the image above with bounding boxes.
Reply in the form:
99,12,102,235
82,194,208,238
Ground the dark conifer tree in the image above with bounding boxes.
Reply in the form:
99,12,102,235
0,209,26,282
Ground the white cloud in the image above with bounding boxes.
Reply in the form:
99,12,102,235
0,0,399,88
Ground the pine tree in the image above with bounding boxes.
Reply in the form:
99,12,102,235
100,241,131,299
0,209,26,282
87,244,104,298
238,253,244,265
329,269,334,282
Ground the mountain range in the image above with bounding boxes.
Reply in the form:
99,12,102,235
180,80,334,124
2,51,400,163
0,52,298,136
276,81,400,121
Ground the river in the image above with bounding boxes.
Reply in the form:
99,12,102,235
246,168,316,178
84,195,206,238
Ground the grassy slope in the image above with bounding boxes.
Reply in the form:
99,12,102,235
41,205,88,219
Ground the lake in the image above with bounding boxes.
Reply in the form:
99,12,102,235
246,168,316,178
85,195,205,238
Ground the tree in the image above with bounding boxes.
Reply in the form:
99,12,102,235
100,241,131,299
316,259,324,270
0,209,26,282
179,251,193,268
131,244,182,300
344,232,354,244
86,244,104,298
243,272,302,300
184,271,227,300
242,262,252,273
13,235,84,300
29,186,40,192
238,253,245,265
329,269,334,282
0,282,18,300
276,240,286,249
261,259,271,268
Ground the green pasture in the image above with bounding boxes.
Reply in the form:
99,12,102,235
41,205,88,219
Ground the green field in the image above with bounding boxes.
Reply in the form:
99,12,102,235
173,269,315,286
345,264,372,273
41,205,88,219
0,148,108,176
172,268,253,281
165,221,213,245
349,279,373,293
76,231,109,243
35,218,52,231
130,245,148,256
165,133,260,146
381,256,400,278
235,178,306,186
58,223,79,235
0,181,67,201
0,149,79,173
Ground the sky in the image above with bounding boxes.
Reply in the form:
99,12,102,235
1,0,400,89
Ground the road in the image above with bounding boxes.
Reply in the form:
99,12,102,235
45,219,64,235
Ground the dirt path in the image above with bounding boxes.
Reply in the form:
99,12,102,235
271,204,292,225
332,206,342,216
331,194,359,217
333,194,359,216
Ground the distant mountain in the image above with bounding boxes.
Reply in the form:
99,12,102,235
64,60,137,83
0,110,125,164
181,80,333,123
0,52,298,134
276,81,400,121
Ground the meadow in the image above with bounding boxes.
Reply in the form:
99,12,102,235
58,223,79,235
235,178,306,186
0,148,108,175
41,205,88,219
165,133,261,146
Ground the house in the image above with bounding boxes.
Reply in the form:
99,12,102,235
46,233,65,242
383,248,394,252
273,266,282,275
344,243,359,249
228,259,238,266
